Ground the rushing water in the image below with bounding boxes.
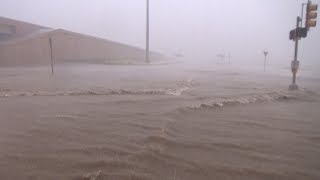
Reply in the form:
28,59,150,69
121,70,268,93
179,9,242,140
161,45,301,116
0,63,320,180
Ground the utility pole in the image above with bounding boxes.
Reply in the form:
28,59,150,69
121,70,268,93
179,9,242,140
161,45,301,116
49,37,54,75
146,0,150,64
263,51,268,72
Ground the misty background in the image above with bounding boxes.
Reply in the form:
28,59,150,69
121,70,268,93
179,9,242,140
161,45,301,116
1,0,319,68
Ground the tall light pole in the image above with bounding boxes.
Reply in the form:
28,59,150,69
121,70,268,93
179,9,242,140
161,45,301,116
146,0,150,63
49,37,54,75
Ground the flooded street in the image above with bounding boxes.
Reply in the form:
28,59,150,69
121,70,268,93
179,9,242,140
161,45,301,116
1,0,320,179
0,63,320,180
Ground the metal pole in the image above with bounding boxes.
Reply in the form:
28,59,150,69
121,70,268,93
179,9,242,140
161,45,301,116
289,16,301,90
264,55,266,72
293,17,300,80
49,37,54,75
146,0,150,63
301,3,306,27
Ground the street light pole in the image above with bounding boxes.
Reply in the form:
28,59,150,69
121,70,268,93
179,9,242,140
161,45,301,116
146,0,150,64
49,37,54,75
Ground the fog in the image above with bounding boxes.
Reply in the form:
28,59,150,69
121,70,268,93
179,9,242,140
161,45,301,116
1,0,319,67
2,1,320,179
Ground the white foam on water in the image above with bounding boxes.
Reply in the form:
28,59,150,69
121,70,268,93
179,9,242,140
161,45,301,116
188,91,300,110
0,88,189,97
83,170,102,180
0,78,195,98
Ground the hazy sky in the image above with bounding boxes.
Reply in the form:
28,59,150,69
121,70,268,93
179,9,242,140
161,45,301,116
0,0,319,67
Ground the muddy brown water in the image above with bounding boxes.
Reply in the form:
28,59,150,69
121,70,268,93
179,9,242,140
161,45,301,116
0,63,319,180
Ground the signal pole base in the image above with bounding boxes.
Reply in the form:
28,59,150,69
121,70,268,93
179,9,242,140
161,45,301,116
289,83,299,91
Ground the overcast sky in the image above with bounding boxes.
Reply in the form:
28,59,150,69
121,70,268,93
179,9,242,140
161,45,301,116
0,0,319,67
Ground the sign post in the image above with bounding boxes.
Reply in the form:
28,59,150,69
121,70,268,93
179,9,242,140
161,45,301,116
263,51,268,72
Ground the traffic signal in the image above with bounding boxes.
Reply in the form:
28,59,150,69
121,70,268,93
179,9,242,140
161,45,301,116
305,1,318,28
289,27,308,40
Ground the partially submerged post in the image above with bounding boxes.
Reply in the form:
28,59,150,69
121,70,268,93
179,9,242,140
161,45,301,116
263,51,268,72
289,0,318,90
289,16,301,90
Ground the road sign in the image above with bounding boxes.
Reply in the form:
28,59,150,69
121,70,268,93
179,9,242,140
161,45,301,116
291,60,300,73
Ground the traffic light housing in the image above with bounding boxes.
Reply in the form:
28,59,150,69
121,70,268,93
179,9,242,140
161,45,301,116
289,27,308,40
305,1,318,28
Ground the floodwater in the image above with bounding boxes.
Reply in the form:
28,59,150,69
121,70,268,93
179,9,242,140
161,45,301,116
0,62,320,180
